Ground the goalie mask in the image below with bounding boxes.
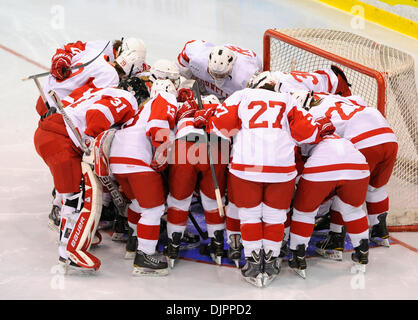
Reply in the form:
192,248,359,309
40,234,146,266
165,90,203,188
208,46,237,87
150,59,181,89
119,77,150,105
150,79,178,98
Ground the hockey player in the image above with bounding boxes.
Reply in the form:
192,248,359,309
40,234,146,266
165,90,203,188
288,132,371,278
108,79,178,276
298,91,398,254
176,40,262,101
200,72,335,287
165,93,228,268
37,37,148,232
33,76,144,272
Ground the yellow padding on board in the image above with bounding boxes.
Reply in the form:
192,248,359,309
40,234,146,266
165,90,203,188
379,0,417,8
317,0,418,39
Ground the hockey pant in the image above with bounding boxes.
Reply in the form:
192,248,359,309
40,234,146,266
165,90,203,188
166,140,227,240
228,173,295,258
114,171,165,255
290,177,370,250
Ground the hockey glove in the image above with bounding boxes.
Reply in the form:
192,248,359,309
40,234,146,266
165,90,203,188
176,99,199,123
193,105,217,128
315,116,336,137
177,88,195,102
51,49,72,80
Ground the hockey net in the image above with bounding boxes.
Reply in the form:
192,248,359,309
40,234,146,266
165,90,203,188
263,28,418,231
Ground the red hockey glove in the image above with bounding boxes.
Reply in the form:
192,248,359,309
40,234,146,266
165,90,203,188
150,143,170,173
315,116,336,137
51,49,72,80
176,99,199,123
177,88,194,103
193,105,217,128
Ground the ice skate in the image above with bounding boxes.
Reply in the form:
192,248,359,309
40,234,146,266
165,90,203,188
124,226,138,260
288,244,307,279
315,228,346,261
370,212,390,247
227,234,243,268
262,250,280,287
48,205,61,233
351,239,369,273
132,250,169,276
209,230,225,265
112,214,129,242
180,230,200,250
241,250,263,288
278,240,289,265
313,212,330,235
165,232,182,268
58,256,98,275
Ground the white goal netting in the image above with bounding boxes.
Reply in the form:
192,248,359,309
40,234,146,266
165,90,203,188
264,28,418,227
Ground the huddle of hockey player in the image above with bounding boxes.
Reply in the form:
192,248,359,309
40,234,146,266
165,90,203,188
33,36,398,288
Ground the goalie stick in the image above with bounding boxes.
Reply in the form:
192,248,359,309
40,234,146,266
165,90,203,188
190,80,225,218
22,41,110,81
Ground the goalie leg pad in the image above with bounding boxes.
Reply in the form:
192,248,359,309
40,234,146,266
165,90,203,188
66,162,103,270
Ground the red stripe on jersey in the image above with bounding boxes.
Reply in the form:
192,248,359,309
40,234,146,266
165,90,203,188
175,120,194,134
263,223,284,242
314,70,333,93
137,223,160,240
344,215,369,234
167,207,189,225
109,157,150,168
350,127,394,144
231,163,296,173
366,197,389,215
303,163,369,174
241,222,263,241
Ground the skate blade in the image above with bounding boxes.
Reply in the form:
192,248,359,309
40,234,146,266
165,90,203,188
132,266,169,277
210,253,222,265
233,259,240,268
124,251,136,260
292,268,306,279
262,273,277,287
179,242,200,250
167,257,177,269
315,248,343,261
242,274,264,288
371,237,390,247
351,262,366,273
59,259,98,275
112,232,128,242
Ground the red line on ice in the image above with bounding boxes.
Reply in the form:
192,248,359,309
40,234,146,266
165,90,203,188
0,44,49,70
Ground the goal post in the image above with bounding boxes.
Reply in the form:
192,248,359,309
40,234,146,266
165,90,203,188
263,28,418,230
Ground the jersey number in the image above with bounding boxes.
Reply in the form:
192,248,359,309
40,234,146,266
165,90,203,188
290,71,319,85
325,102,365,120
248,100,285,129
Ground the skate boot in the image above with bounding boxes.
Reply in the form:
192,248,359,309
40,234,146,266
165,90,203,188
209,230,225,265
124,226,138,260
241,250,263,288
227,234,243,268
165,232,182,268
112,214,129,242
48,205,61,233
278,240,289,266
351,239,369,273
132,250,169,276
180,230,200,250
370,212,390,247
315,228,346,261
262,250,281,287
288,244,307,279
313,212,330,235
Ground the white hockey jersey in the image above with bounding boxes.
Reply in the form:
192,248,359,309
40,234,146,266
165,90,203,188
63,87,139,150
308,93,397,150
300,135,370,182
43,40,119,108
109,91,177,174
209,88,323,183
176,40,262,100
272,68,339,94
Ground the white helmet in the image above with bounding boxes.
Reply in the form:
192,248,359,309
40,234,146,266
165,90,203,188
202,94,220,106
150,59,181,89
120,37,146,56
290,90,314,111
208,46,237,87
247,71,278,89
150,79,178,98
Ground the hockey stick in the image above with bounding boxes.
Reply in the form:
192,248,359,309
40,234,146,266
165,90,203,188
191,80,225,217
22,41,110,81
49,90,90,155
188,211,208,240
